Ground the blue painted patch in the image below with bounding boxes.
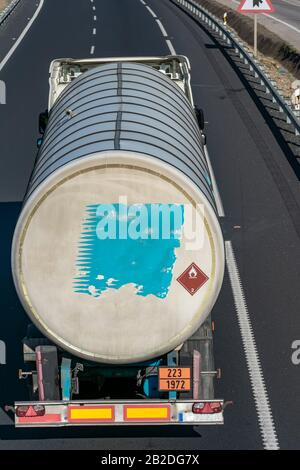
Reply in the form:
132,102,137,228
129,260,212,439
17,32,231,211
73,203,184,299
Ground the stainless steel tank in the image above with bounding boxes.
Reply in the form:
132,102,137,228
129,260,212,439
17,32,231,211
12,61,224,364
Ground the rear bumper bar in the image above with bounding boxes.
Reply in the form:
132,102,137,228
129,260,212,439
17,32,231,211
14,399,224,427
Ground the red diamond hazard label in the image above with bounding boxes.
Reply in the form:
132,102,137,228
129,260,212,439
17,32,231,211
177,263,209,296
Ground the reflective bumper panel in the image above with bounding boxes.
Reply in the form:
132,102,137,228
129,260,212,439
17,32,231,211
14,400,224,426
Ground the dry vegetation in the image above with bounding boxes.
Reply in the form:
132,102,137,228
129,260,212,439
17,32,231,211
0,0,10,12
251,51,295,99
193,0,299,99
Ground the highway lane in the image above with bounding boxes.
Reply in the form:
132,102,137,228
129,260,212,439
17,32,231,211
0,0,94,201
0,1,40,62
270,0,300,32
158,0,300,449
0,0,299,450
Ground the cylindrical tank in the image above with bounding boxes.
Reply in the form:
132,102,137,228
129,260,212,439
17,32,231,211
12,61,224,364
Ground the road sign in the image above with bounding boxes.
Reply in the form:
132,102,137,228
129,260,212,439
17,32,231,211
237,0,275,57
177,262,209,296
237,0,275,14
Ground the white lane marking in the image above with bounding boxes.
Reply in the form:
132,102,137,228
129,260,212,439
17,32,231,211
140,0,146,4
90,45,95,55
146,5,157,18
156,19,168,37
206,124,278,447
141,1,176,55
166,39,176,55
92,5,96,11
0,0,44,72
262,12,300,33
94,15,97,21
203,145,225,217
225,241,279,450
93,28,96,35
231,0,300,33
204,94,279,446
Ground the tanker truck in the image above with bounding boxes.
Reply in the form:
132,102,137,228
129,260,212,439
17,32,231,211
10,56,226,427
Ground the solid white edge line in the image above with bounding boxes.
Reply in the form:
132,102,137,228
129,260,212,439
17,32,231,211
0,0,44,72
203,145,225,217
261,12,300,33
156,19,168,37
225,241,279,450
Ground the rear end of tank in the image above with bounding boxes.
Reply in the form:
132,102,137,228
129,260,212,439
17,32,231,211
10,56,225,427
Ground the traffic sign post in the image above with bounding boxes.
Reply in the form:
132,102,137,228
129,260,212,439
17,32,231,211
254,13,257,57
237,0,275,57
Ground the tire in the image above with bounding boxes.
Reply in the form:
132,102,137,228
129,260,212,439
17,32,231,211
195,106,205,131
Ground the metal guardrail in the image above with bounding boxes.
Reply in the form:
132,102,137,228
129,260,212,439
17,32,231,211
0,0,22,26
172,0,300,137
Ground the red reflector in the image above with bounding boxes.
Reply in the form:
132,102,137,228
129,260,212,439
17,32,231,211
16,405,45,418
18,414,61,424
192,402,222,414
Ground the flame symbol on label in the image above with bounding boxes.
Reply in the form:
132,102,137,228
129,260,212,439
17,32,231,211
188,266,198,279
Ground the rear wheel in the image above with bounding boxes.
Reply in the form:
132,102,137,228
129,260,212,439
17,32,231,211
195,106,205,131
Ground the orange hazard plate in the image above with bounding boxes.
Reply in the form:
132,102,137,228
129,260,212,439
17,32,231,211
158,367,191,392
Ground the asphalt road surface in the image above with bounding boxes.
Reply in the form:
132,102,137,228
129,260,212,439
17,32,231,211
0,0,300,450
271,0,300,32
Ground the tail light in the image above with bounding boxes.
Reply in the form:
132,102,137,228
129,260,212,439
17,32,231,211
192,402,222,414
16,405,45,418
210,402,223,413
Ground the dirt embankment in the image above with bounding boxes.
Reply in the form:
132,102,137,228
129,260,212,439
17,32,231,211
193,0,300,80
0,1,10,13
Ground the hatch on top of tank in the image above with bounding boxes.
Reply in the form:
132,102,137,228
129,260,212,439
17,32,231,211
48,55,194,109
